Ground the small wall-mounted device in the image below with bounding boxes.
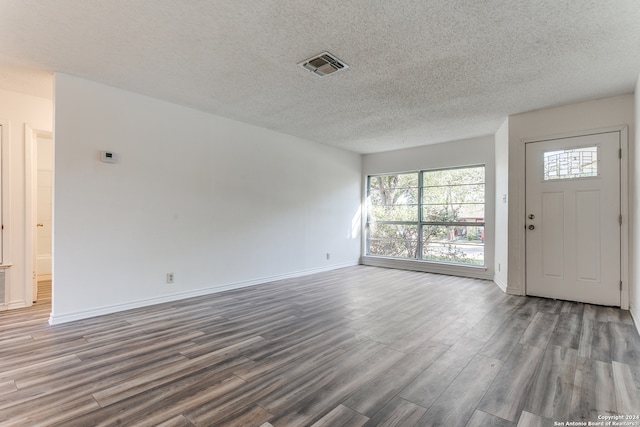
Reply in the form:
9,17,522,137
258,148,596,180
100,151,118,163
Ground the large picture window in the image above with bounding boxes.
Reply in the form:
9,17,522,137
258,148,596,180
366,165,485,266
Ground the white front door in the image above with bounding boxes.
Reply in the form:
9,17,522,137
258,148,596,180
525,131,620,306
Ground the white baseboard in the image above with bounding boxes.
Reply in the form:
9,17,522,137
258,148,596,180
506,285,525,296
493,276,507,293
49,261,359,325
361,256,493,281
8,299,27,310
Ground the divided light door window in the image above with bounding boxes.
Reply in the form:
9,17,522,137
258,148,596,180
366,166,485,266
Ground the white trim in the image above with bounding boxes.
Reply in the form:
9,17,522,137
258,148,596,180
48,260,359,325
620,127,630,310
493,276,507,292
506,283,525,296
361,256,492,280
520,125,630,308
631,304,640,337
0,119,10,265
7,300,27,310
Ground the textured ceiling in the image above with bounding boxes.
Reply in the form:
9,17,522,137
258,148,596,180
1,0,639,153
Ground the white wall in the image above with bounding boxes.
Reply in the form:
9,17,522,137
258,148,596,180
0,88,52,308
52,74,361,324
507,94,635,304
362,135,496,280
494,118,509,290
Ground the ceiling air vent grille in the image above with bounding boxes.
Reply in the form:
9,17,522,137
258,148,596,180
299,52,349,77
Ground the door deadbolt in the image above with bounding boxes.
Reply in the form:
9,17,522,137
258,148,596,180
528,214,535,220
528,224,535,230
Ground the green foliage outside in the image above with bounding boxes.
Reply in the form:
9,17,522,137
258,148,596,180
367,167,485,265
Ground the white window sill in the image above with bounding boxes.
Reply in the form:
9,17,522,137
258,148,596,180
361,256,491,280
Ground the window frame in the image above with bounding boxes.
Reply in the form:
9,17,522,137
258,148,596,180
365,164,486,267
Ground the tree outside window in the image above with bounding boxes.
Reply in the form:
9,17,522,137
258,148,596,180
366,166,485,266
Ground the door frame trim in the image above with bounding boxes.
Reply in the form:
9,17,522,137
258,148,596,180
0,119,10,266
521,125,629,309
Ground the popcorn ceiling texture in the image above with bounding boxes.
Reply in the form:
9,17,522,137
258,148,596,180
0,0,638,153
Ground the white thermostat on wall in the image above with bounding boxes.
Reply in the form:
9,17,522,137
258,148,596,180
100,151,118,163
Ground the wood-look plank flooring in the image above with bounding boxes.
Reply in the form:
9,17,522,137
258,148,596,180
1,268,639,426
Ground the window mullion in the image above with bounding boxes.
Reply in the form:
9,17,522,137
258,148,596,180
417,170,423,260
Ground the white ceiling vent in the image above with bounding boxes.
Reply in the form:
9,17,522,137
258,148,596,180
299,52,349,77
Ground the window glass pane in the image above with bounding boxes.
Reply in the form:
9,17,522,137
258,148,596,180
367,223,418,258
365,166,485,266
543,146,598,180
423,167,485,187
422,167,485,223
422,225,484,265
368,173,419,222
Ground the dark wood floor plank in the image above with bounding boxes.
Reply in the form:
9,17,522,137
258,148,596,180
0,268,638,425
0,354,81,385
1,396,101,426
363,397,427,427
525,345,578,419
343,341,449,417
583,304,610,322
606,307,634,325
62,374,247,427
233,340,346,383
536,298,563,314
414,354,503,426
310,404,369,427
201,403,274,427
548,313,582,350
0,353,190,420
570,357,616,420
0,381,16,397
155,414,196,427
398,338,486,408
515,411,547,427
519,312,558,349
478,344,544,422
612,361,640,415
578,319,612,362
265,346,406,426
465,410,516,427
386,311,457,353
479,317,531,361
609,322,640,366
93,351,251,407
465,306,517,343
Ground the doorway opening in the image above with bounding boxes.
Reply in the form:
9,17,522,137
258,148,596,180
25,127,53,305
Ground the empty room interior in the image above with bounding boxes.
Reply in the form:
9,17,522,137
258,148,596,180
1,1,640,426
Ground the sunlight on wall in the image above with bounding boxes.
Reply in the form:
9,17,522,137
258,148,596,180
351,205,362,239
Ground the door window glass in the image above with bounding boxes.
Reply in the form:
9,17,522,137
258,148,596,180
543,146,598,180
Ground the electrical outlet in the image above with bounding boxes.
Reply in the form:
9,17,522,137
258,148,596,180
166,273,174,283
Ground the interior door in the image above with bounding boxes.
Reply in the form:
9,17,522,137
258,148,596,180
525,131,620,306
36,134,53,282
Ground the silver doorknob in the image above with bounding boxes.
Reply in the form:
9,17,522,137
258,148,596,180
528,224,535,230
